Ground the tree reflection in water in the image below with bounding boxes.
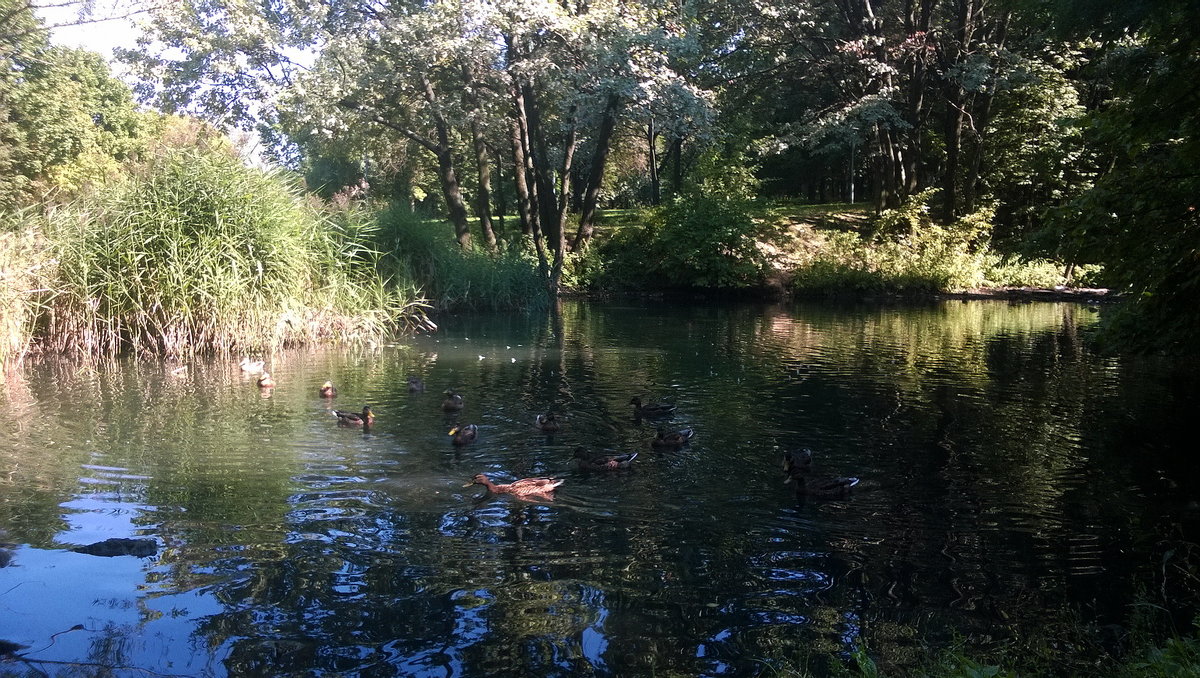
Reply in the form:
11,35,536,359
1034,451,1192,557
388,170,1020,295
0,300,1196,676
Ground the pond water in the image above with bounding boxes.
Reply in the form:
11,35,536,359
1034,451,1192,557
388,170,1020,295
1,300,1197,677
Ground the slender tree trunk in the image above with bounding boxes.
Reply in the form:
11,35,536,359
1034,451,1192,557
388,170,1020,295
470,119,497,248
648,118,660,205
492,144,506,237
523,83,560,255
963,11,1008,215
509,116,533,236
942,0,977,223
573,93,620,250
459,66,495,248
420,75,472,246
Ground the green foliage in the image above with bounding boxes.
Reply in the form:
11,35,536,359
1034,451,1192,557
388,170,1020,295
577,152,773,291
29,119,419,356
373,205,547,311
1,34,150,209
794,192,992,294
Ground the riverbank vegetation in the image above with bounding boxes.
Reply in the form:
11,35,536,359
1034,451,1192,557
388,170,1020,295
3,0,1197,358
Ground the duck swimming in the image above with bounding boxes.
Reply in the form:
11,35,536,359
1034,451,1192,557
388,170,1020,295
630,396,676,417
333,405,374,427
782,448,858,498
535,413,560,432
449,424,478,445
464,474,563,499
442,392,465,412
239,358,265,374
408,376,426,392
573,447,638,471
318,381,337,398
650,427,694,450
257,372,276,388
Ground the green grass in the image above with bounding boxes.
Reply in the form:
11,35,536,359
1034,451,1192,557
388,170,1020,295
374,204,549,311
3,126,427,359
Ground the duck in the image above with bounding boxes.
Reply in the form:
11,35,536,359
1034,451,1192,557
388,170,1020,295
535,413,560,432
781,448,858,498
449,424,478,445
318,381,337,398
407,376,426,392
650,427,694,450
630,396,676,417
239,357,265,374
257,372,276,388
573,447,637,471
442,391,465,412
463,474,563,499
333,405,374,427
781,448,814,475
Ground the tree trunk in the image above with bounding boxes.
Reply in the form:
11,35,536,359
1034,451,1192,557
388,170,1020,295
420,75,472,246
648,117,660,205
509,116,533,236
573,93,621,250
941,0,978,223
470,119,497,248
963,11,1008,215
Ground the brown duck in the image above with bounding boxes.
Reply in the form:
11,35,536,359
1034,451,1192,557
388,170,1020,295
464,474,563,499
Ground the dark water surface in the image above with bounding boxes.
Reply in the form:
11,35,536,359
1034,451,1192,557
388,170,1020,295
1,300,1197,676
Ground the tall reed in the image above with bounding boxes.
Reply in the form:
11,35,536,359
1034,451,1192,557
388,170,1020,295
31,129,423,357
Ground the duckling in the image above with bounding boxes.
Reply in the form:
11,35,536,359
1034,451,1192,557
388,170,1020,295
407,376,426,392
464,474,563,499
257,372,276,388
449,424,478,445
630,396,676,418
782,448,858,498
442,391,465,412
318,381,337,398
535,413,560,432
333,405,374,427
650,427,694,450
239,358,265,374
573,447,637,471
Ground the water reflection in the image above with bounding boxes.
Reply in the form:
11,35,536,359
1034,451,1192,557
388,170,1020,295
0,300,1196,675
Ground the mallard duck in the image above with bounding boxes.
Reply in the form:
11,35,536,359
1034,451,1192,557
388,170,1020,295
442,391,465,412
650,427,694,450
781,448,814,475
573,447,637,471
630,396,676,417
449,424,478,445
318,381,337,398
407,376,426,392
257,372,276,388
782,448,858,498
535,413,560,432
463,474,563,499
333,405,374,427
239,358,265,374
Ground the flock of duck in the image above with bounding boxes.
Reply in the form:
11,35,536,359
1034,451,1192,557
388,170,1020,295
238,357,860,502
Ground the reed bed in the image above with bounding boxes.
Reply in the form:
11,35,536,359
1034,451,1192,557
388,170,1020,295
3,133,426,360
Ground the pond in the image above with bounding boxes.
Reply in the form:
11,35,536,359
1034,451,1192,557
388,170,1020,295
1,300,1197,676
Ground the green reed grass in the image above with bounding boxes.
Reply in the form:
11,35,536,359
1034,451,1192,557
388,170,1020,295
0,208,54,364
20,133,424,357
374,204,548,311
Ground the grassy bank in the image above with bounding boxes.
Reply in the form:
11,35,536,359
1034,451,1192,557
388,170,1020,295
574,192,1103,298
